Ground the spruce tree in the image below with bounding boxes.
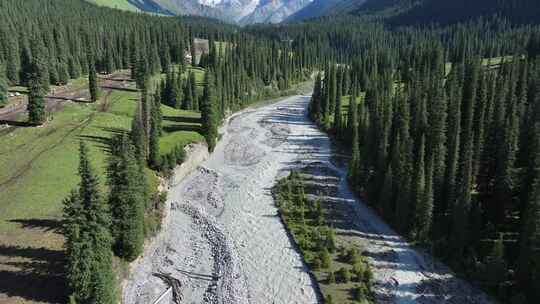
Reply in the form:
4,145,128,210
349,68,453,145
394,92,413,233
417,155,434,241
30,35,50,92
148,90,162,169
63,142,116,304
201,71,217,152
443,70,462,216
333,69,343,133
310,73,322,121
0,63,7,107
191,39,197,66
88,60,99,103
135,57,149,91
379,164,395,218
27,62,46,125
189,72,198,111
327,65,337,130
429,83,447,210
412,134,426,239
346,88,357,142
348,90,360,189
451,62,476,256
63,190,91,302
183,74,192,110
518,123,540,293
131,103,147,162
107,134,145,261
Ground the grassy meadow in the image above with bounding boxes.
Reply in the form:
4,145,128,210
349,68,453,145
0,71,204,303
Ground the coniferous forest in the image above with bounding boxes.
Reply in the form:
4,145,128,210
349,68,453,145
303,15,540,303
2,0,540,303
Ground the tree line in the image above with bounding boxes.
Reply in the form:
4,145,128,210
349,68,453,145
0,0,313,126
310,44,540,304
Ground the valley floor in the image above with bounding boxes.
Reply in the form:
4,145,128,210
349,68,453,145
123,95,494,304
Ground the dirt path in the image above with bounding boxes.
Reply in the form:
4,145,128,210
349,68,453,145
123,95,494,304
0,70,133,123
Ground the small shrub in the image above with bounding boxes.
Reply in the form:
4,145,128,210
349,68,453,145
312,257,322,270
347,247,360,264
352,262,366,282
353,284,367,301
174,146,186,164
167,153,176,169
326,228,337,253
338,267,351,283
339,246,348,260
314,199,324,225
327,271,336,284
320,248,331,269
363,266,374,286
325,294,334,304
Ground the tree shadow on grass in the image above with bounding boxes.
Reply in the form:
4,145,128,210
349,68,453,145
78,134,111,153
78,126,129,153
163,124,202,133
163,115,201,124
8,218,62,233
0,119,33,127
0,244,65,303
100,86,138,93
45,95,92,104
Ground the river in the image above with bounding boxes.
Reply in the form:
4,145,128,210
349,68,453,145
123,95,493,304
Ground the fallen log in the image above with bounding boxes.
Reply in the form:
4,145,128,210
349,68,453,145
153,272,182,304
152,287,172,304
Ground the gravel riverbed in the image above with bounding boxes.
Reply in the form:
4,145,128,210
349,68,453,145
122,95,494,304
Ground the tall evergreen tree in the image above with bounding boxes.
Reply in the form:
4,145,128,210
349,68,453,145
348,90,360,188
0,63,7,107
148,89,162,169
63,142,116,304
394,92,413,233
417,155,434,241
27,62,46,125
442,69,462,217
107,134,145,261
189,71,198,110
310,73,322,121
327,65,337,130
412,134,426,239
89,60,99,103
131,103,147,162
201,71,217,152
518,123,540,294
334,69,343,133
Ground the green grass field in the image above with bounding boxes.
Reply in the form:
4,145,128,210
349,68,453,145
180,66,206,85
87,0,139,12
0,76,203,303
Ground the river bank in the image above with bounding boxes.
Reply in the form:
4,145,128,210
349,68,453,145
123,94,494,304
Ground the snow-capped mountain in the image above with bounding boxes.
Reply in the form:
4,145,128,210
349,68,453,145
88,0,321,24
239,0,313,24
153,0,314,24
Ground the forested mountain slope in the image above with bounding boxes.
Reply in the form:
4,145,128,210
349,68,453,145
3,0,540,303
286,0,367,22
88,0,173,14
352,0,540,25
289,0,540,25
